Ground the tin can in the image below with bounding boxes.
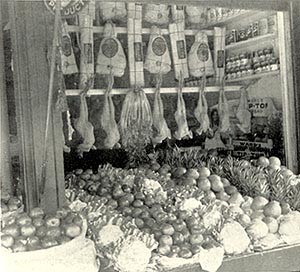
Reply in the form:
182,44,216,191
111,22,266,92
252,21,259,37
238,29,248,42
259,18,269,35
231,29,238,43
246,24,253,39
268,15,277,34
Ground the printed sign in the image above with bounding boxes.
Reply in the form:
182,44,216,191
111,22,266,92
176,40,186,59
248,97,276,117
44,0,89,18
134,42,143,62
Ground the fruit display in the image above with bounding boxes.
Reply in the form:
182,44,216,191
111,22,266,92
64,153,300,271
1,205,85,253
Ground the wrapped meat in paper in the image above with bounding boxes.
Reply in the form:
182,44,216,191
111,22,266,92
98,2,127,21
96,23,126,77
186,6,207,25
144,26,171,75
144,4,169,25
188,31,214,77
236,87,251,134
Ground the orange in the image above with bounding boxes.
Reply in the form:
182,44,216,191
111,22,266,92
208,175,224,193
228,192,244,206
198,167,211,178
257,156,270,168
197,178,211,191
269,156,281,170
263,200,282,218
251,196,269,210
185,169,200,179
225,185,238,195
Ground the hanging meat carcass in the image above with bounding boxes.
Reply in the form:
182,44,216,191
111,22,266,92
194,77,210,136
74,80,96,157
174,75,193,140
152,76,171,145
100,74,120,149
144,4,170,25
236,87,251,134
218,83,231,134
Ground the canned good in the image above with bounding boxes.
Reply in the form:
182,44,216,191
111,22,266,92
234,55,240,67
246,64,254,75
238,29,248,42
253,52,260,64
259,18,269,35
246,24,253,39
268,15,277,34
252,21,259,37
231,29,238,43
240,53,248,65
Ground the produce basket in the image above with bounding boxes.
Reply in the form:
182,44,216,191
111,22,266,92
1,218,99,272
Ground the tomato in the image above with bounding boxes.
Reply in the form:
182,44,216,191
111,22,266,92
46,227,61,238
131,208,143,218
45,216,60,228
158,245,171,256
1,234,14,248
179,248,193,258
170,245,181,253
16,214,32,226
20,224,36,237
172,219,186,232
167,213,177,222
12,242,27,252
189,234,203,245
134,218,145,228
132,199,144,208
172,232,185,245
159,235,173,246
2,224,20,238
64,223,81,238
36,226,47,238
191,244,202,254
161,224,175,236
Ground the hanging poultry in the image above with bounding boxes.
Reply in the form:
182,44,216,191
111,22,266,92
194,76,210,136
73,79,96,157
152,75,171,145
218,79,231,134
236,86,251,134
100,74,120,149
174,74,193,140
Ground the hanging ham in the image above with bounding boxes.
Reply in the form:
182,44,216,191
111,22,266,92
74,82,96,157
144,26,171,75
174,77,193,140
236,87,251,134
194,78,210,136
152,79,171,145
218,86,231,134
96,22,126,77
188,31,214,78
100,76,120,149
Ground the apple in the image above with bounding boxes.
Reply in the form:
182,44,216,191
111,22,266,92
45,216,60,227
15,235,28,245
1,234,14,248
27,236,41,247
29,207,44,218
173,219,186,232
16,214,32,226
158,245,171,256
41,237,59,248
159,235,173,246
191,244,203,254
36,226,47,238
32,217,45,228
167,213,177,222
189,234,204,245
46,227,61,238
172,232,185,245
20,224,36,237
12,242,27,252
190,225,205,235
56,235,71,245
2,224,20,238
170,245,181,253
179,248,193,258
64,223,81,238
162,224,175,236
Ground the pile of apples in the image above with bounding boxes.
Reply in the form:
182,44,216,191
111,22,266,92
1,206,83,253
1,192,23,213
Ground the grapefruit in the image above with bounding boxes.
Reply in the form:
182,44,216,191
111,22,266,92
197,178,211,191
225,185,238,195
269,156,281,170
263,200,282,218
185,169,200,179
257,156,270,168
228,192,244,206
198,167,211,178
263,217,279,233
208,175,224,193
251,196,269,210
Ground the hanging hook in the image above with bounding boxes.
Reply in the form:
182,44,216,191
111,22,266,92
155,73,162,91
178,71,184,92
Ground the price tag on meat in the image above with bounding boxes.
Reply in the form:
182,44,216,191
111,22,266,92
44,0,89,18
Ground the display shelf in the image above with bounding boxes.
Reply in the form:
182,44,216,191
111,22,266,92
226,70,280,83
66,25,214,36
225,33,276,51
65,86,242,96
